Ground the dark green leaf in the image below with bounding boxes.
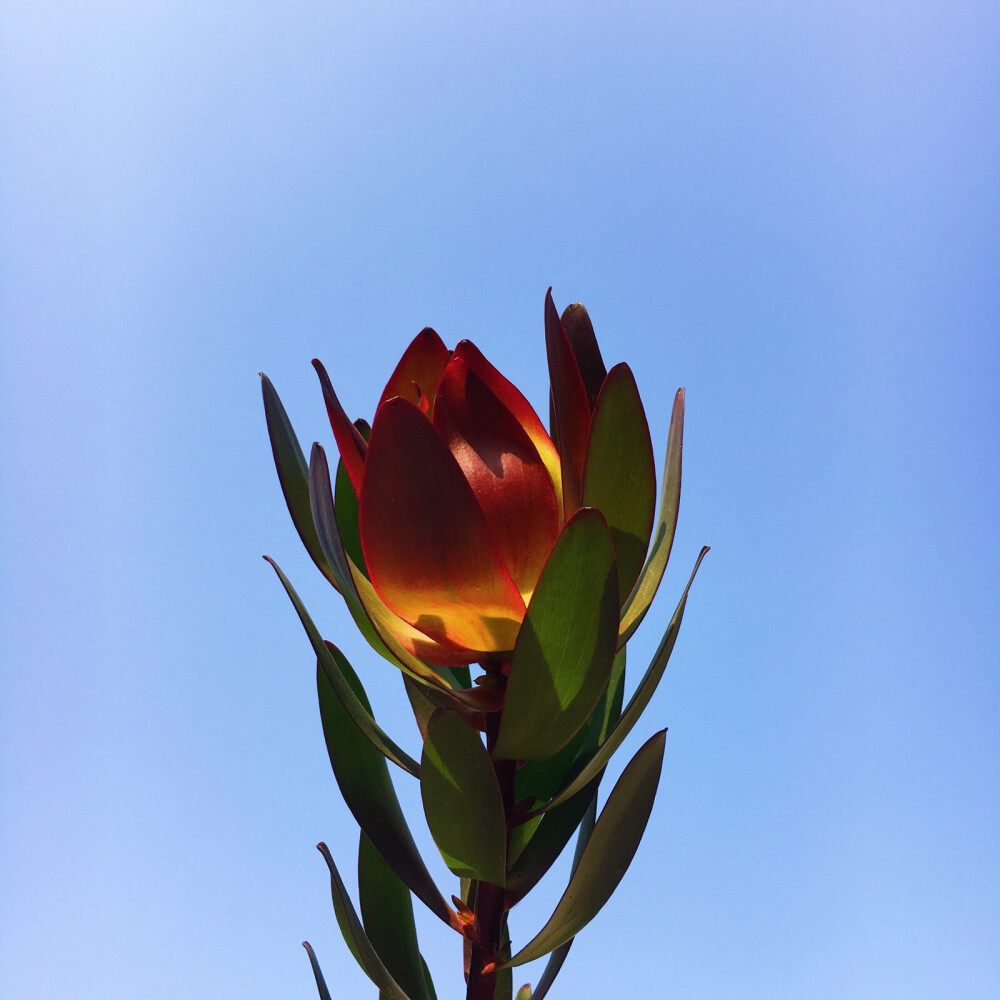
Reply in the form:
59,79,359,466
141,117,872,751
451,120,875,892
543,548,707,813
494,509,618,762
582,363,656,604
560,302,607,411
359,831,433,1000
619,388,684,644
302,942,333,1000
421,958,437,1000
505,776,599,904
261,374,338,590
504,731,667,968
493,924,513,1000
421,709,507,885
264,555,420,776
317,842,414,1000
334,421,370,576
317,654,454,926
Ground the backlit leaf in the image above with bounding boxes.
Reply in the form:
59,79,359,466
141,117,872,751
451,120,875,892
619,388,684,644
421,709,507,885
504,731,666,967
540,548,707,814
582,363,656,604
494,509,618,762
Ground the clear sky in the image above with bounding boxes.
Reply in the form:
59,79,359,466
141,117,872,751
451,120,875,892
2,2,997,998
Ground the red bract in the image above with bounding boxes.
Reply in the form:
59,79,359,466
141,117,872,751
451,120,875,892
312,289,656,667
316,330,564,664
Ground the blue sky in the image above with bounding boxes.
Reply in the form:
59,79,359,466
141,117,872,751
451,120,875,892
2,2,998,998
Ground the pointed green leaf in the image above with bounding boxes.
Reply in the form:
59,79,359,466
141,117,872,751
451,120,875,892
506,648,624,900
317,842,413,1000
493,924,513,1000
421,709,507,885
317,654,454,927
359,832,433,1000
506,776,600,904
264,555,420,776
494,509,619,762
421,958,438,1000
261,374,339,590
542,547,707,814
302,942,334,1000
619,388,685,644
582,363,656,604
515,986,533,1000
504,731,666,968
335,420,370,575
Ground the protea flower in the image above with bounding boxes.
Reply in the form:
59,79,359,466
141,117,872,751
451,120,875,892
261,289,703,1000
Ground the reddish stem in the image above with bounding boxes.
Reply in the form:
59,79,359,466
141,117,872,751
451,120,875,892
465,660,516,1000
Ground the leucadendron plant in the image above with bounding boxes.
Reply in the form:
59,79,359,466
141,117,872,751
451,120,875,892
262,289,707,1000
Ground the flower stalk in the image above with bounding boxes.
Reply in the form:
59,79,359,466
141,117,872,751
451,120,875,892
263,289,706,1000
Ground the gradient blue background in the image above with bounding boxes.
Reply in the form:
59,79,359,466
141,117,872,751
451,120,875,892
2,2,997,998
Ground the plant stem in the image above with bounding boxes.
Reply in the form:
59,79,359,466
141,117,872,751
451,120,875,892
466,660,516,1000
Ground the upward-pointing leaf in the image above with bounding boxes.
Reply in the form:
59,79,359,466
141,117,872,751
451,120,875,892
317,649,454,927
358,832,433,1000
541,547,708,814
582,363,656,604
421,710,507,886
494,509,619,762
619,387,685,644
317,843,413,1000
264,555,420,777
503,731,667,968
261,374,338,590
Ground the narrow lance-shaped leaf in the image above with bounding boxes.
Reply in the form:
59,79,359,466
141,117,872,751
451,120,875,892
317,842,414,1000
541,547,708,814
503,731,667,968
264,555,420,776
530,764,602,1000
261,374,338,590
582,363,656,604
620,387,685,644
494,508,618,762
421,709,507,886
317,650,456,927
358,831,434,1000
302,942,334,1000
506,649,626,904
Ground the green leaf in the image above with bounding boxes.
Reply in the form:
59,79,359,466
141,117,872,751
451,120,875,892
619,388,685,645
421,958,437,1000
493,924,513,1000
317,842,414,1000
261,374,338,590
503,731,667,968
542,547,707,814
317,654,454,927
505,776,599,904
515,986,533,1000
421,709,507,885
359,832,433,1000
530,785,599,999
335,421,370,576
302,941,334,1000
264,555,420,777
494,509,619,762
582,363,656,604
